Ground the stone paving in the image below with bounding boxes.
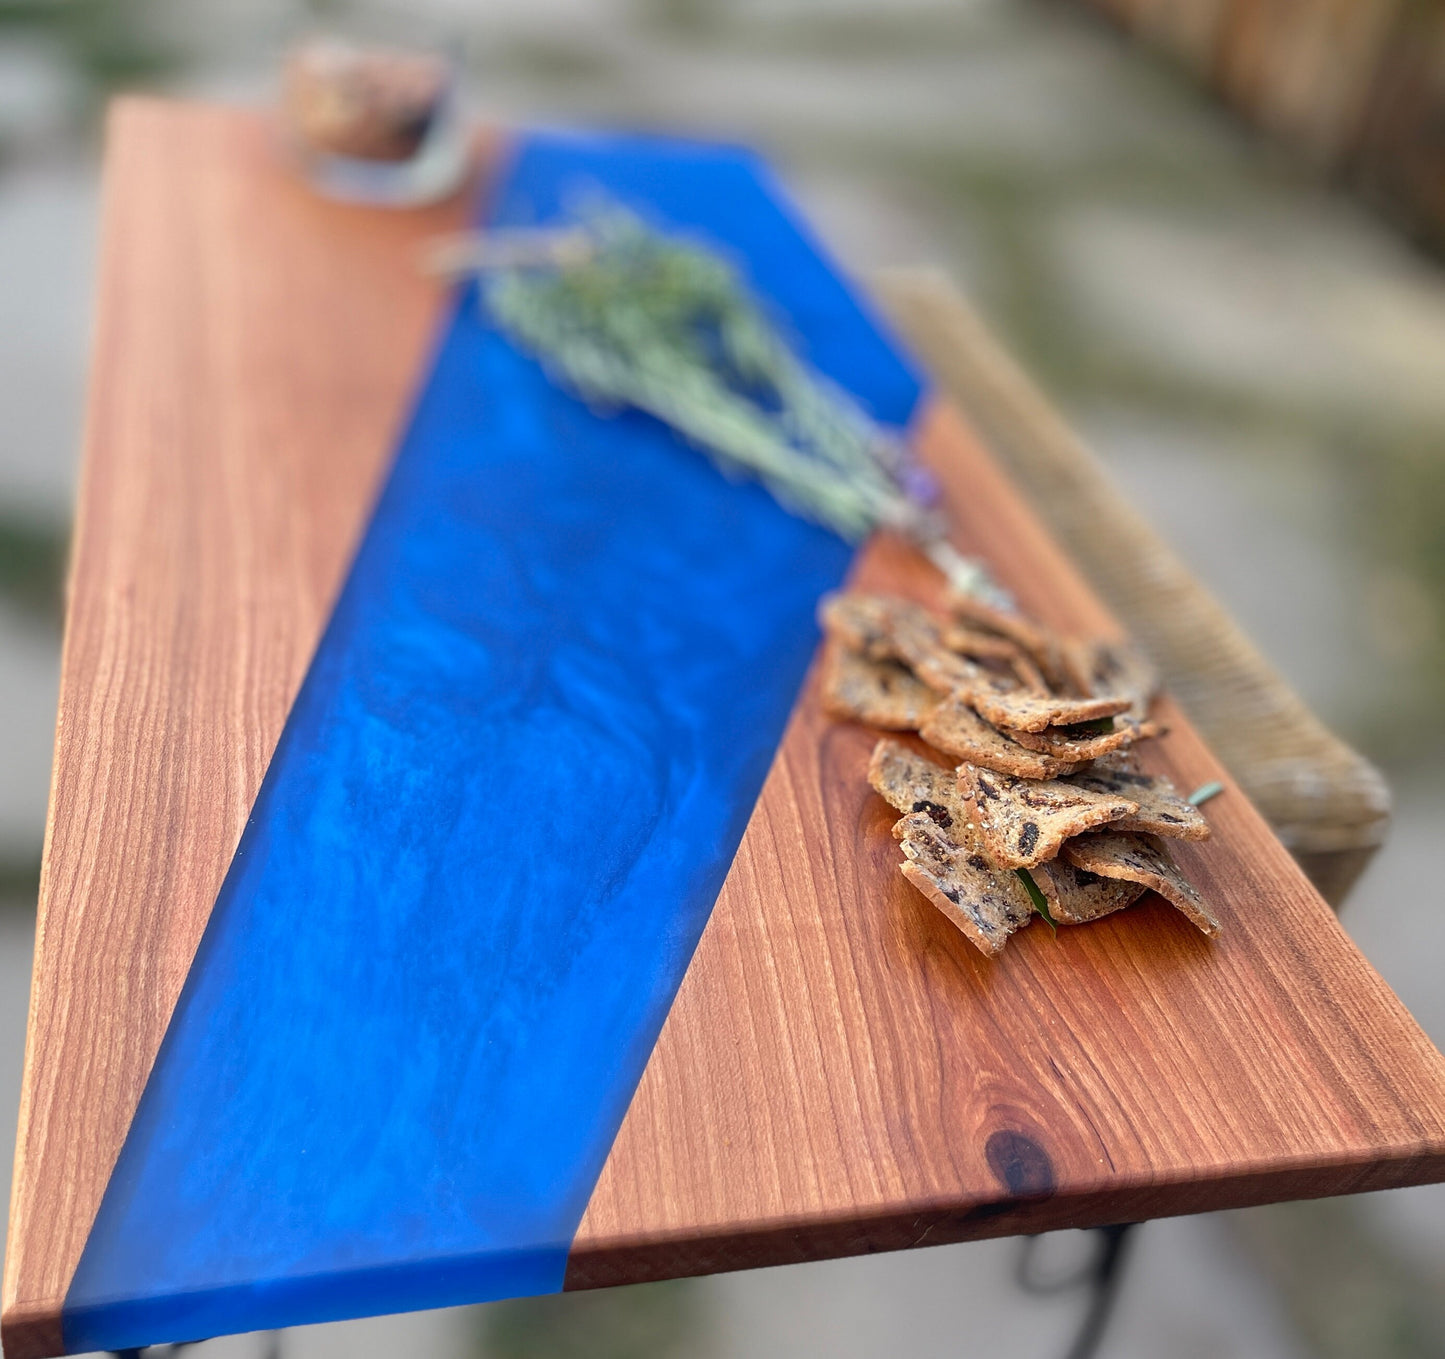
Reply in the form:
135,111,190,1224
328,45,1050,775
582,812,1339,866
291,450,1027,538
3,1,1445,1356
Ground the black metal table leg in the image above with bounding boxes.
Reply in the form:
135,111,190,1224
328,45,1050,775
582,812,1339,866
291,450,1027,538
1016,1222,1139,1359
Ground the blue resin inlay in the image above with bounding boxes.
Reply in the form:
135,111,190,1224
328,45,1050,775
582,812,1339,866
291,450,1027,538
63,131,922,1353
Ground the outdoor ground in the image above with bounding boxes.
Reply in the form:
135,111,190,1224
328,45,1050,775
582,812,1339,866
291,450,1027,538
3,2,1444,1356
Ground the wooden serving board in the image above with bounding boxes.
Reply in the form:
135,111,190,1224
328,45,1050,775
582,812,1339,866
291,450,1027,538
6,97,1445,1358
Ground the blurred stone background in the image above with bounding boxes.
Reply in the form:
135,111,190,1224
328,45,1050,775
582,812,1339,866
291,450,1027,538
2,1,1444,1356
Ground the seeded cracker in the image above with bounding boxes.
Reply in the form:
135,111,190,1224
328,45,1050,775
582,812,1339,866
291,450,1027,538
893,814,1035,956
820,641,939,731
943,632,1052,692
1063,831,1221,937
1004,651,1051,693
867,738,970,826
958,763,1138,869
1062,637,1159,718
1005,717,1162,761
1068,764,1211,841
820,592,903,659
868,741,1034,955
1028,857,1146,925
947,590,1071,689
920,694,1083,780
940,623,1029,666
970,685,1133,735
819,593,980,695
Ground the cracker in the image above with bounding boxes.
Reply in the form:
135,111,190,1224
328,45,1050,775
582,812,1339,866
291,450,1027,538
1092,747,1142,775
1062,831,1220,937
1062,638,1159,717
958,763,1138,869
1005,716,1162,761
940,624,1049,691
870,741,1036,955
1028,858,1146,925
867,739,970,827
893,812,1034,957
920,694,1083,780
970,685,1133,735
820,593,980,696
820,641,939,731
947,591,1070,688
941,623,1028,666
819,591,899,659
1006,651,1051,692
1067,765,1211,841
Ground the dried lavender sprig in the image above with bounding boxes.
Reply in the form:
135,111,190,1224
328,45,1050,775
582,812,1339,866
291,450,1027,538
446,205,1002,598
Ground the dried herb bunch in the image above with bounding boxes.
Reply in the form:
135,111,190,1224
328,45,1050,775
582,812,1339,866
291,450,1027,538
475,205,997,598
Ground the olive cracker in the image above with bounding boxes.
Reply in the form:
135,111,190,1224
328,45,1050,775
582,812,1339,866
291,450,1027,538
819,592,981,696
970,685,1134,736
1027,857,1146,925
867,741,1036,956
920,694,1084,780
957,763,1138,869
893,813,1035,957
1063,831,1221,937
819,641,939,732
1071,762,1212,841
1004,715,1163,761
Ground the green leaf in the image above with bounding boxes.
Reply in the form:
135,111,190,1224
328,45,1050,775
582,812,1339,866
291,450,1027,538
1187,780,1225,807
1061,716,1115,736
1015,867,1058,935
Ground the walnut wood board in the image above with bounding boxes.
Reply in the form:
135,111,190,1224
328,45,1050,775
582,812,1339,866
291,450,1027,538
7,96,1445,1358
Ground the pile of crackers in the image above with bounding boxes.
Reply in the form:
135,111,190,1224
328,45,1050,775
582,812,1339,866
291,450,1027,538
819,591,1220,957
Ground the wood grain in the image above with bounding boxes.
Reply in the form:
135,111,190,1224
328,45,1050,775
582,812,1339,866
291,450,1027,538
567,399,1445,1284
2,100,477,1359
5,97,1445,1359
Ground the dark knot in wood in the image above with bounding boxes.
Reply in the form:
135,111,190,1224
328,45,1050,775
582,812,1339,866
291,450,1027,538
985,1129,1056,1198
